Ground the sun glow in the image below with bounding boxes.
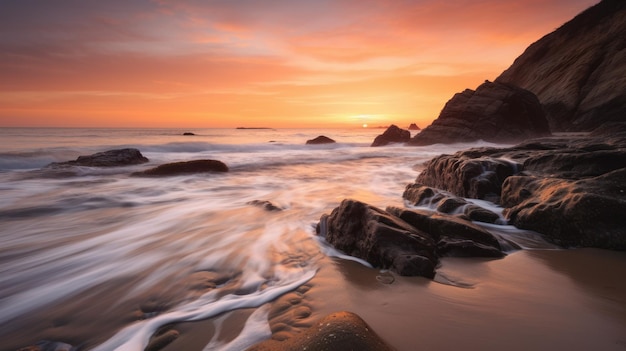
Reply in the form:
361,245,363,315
362,123,368,128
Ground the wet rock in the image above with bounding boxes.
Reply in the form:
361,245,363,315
48,148,149,168
248,200,283,211
403,184,501,223
386,207,503,257
412,132,626,249
306,135,335,144
408,81,550,146
316,199,506,277
413,155,521,202
247,311,393,351
133,159,228,177
502,169,626,249
317,199,437,277
371,124,410,147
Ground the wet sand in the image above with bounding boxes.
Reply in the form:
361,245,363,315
153,248,626,351
304,248,626,351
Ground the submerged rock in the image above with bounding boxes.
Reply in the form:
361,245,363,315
371,124,410,147
133,160,229,177
408,81,550,146
48,148,149,168
306,135,335,144
248,200,283,212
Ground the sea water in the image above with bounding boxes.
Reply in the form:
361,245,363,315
0,127,547,350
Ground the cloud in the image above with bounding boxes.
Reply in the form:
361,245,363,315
0,0,599,127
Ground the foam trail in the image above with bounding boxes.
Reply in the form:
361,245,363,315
202,305,271,351
315,237,373,268
92,270,315,351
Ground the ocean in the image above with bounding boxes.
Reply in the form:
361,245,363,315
1,128,625,351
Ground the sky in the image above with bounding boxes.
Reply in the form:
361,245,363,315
0,0,598,129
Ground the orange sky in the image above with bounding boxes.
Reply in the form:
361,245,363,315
0,0,598,129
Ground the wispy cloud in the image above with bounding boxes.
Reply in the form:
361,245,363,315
0,0,598,127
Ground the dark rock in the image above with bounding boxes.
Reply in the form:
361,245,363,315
48,148,149,168
133,160,228,177
413,132,626,249
248,200,283,212
403,184,501,224
386,207,503,255
371,124,411,147
496,0,626,132
408,81,550,146
246,311,393,351
306,136,335,145
502,169,626,249
463,205,501,224
316,199,507,277
408,123,421,131
317,199,437,277
413,155,521,202
183,132,195,135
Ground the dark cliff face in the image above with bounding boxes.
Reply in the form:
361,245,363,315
408,81,550,146
496,0,626,132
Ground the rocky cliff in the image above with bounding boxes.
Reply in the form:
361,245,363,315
496,0,626,131
408,81,550,145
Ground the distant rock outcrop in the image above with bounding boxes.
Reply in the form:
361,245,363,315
306,135,336,145
183,132,195,136
408,123,421,131
408,81,551,146
496,0,626,131
48,148,149,168
371,124,410,147
133,160,228,177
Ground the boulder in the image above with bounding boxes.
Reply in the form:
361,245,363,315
247,311,393,351
316,199,506,277
414,154,521,202
317,199,437,277
133,160,228,177
496,0,626,132
386,207,504,258
371,125,410,147
306,136,335,145
408,81,550,146
48,148,149,168
502,169,626,249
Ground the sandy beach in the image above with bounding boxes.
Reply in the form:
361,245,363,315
148,247,626,351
